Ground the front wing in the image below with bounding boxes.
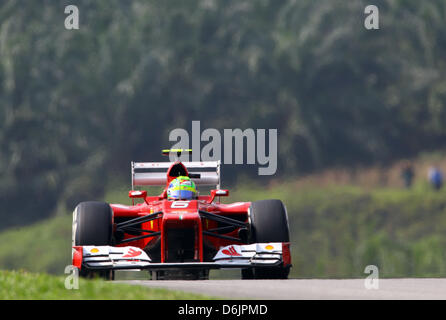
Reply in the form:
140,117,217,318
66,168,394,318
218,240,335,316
72,243,291,271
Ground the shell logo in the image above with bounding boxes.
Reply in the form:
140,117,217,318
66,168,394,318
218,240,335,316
265,245,274,250
90,248,99,253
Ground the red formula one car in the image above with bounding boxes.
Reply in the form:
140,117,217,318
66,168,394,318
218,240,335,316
72,150,291,280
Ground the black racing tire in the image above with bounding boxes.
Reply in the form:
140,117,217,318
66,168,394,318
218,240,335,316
250,199,290,243
242,199,290,280
73,201,114,280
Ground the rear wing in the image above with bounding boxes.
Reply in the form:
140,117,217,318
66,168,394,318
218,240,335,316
131,161,221,189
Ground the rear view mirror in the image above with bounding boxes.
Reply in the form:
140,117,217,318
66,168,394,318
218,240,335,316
209,189,229,203
128,190,147,199
213,189,229,196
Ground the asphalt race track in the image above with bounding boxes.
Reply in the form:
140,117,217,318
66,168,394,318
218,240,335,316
120,278,446,299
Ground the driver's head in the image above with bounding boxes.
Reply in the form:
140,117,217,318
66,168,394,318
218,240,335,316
167,176,197,200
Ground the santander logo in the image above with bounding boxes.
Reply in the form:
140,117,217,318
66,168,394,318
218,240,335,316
222,246,241,256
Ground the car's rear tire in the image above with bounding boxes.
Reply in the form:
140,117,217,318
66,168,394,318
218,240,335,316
242,199,290,280
73,201,114,280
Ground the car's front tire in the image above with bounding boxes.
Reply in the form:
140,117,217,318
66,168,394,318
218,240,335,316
73,201,114,280
243,199,291,279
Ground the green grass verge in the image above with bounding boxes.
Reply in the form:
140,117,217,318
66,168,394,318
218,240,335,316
0,214,72,274
0,270,214,300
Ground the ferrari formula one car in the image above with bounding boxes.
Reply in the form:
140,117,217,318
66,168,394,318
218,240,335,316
72,149,291,280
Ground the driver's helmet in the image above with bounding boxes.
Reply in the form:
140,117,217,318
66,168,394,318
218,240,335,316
167,176,197,200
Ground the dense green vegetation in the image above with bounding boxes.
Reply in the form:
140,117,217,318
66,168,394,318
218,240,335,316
2,1,446,229
0,270,214,299
2,181,446,279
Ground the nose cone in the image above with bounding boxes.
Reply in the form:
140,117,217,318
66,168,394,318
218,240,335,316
160,200,203,263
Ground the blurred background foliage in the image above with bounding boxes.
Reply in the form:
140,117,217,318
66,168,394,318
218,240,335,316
2,0,446,228
2,0,446,277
